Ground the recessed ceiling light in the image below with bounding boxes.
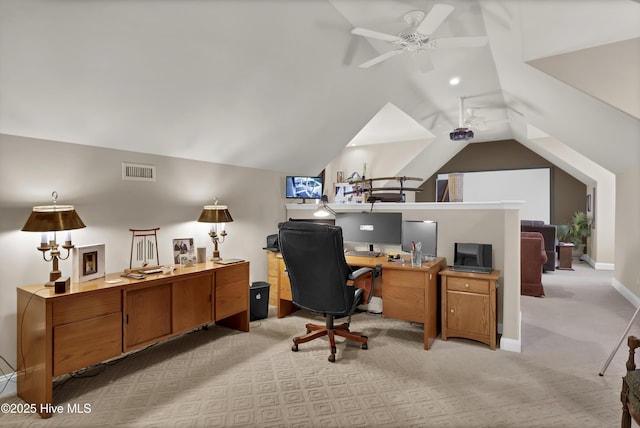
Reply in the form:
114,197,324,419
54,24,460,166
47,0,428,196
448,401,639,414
449,76,460,86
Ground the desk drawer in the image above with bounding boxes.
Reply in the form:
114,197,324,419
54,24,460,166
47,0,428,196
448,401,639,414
447,277,490,294
381,270,425,323
53,290,121,326
53,312,122,376
216,262,249,285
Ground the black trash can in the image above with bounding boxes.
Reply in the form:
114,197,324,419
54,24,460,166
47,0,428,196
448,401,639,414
250,281,270,321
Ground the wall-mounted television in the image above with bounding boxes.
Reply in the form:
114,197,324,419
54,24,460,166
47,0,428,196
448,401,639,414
285,176,323,200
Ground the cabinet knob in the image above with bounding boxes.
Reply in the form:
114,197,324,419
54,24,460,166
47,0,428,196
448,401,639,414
450,309,454,313
465,283,469,288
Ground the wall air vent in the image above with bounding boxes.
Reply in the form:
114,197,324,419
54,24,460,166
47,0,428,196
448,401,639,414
122,162,156,182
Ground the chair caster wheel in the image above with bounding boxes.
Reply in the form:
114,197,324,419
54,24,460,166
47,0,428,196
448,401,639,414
362,343,368,350
328,354,336,362
292,344,298,352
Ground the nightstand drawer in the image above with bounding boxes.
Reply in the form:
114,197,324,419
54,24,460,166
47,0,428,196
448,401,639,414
447,277,490,294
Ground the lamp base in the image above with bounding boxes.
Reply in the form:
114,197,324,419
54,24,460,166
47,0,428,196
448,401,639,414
211,249,221,261
49,270,62,283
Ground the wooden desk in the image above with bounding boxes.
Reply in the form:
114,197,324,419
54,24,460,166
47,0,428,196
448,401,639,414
17,261,249,419
267,252,446,350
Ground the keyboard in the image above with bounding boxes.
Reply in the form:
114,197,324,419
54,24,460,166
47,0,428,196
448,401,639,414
346,250,381,257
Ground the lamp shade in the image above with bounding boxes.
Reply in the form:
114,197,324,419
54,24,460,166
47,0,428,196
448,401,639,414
197,205,233,223
21,205,86,232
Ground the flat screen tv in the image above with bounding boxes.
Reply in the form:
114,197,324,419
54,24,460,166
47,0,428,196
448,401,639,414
401,220,437,259
285,176,323,200
334,212,402,246
452,243,493,273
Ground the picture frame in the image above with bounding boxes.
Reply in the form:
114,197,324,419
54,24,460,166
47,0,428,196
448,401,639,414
173,238,196,266
72,244,106,283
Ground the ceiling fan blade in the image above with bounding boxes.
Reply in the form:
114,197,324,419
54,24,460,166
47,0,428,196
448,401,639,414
427,36,488,49
359,49,404,68
351,27,402,43
416,4,454,35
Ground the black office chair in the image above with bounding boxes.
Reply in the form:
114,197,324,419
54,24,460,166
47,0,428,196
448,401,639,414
278,221,374,362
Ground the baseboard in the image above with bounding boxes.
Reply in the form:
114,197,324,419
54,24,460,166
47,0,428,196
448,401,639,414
613,278,640,308
581,254,614,270
499,311,521,353
500,337,521,352
0,372,17,398
594,261,615,270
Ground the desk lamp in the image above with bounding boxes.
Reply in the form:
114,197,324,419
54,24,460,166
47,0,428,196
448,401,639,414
197,198,233,261
21,191,86,282
314,195,336,218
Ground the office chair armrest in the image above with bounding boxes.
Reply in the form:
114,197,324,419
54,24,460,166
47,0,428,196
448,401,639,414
349,267,374,281
348,267,374,304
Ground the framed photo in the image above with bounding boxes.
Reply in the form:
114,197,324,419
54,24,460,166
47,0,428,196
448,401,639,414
173,238,196,266
72,244,106,283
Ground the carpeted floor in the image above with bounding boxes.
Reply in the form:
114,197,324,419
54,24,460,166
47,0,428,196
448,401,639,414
1,261,634,427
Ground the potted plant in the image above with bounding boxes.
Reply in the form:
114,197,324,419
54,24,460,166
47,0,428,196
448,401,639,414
557,211,591,258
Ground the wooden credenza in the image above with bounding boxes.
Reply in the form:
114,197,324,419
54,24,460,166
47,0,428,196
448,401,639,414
17,261,249,418
267,251,446,350
439,268,499,350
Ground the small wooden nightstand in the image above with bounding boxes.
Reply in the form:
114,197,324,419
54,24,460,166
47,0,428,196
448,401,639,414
557,243,574,270
439,268,500,350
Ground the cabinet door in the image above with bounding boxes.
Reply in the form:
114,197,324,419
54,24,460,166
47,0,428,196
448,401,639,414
124,284,171,350
446,290,490,336
172,274,213,334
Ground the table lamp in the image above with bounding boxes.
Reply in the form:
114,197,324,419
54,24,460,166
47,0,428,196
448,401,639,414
21,191,86,283
197,198,233,261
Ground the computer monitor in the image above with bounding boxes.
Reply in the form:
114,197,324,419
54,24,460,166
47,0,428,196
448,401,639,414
401,220,437,258
285,176,323,200
334,212,402,247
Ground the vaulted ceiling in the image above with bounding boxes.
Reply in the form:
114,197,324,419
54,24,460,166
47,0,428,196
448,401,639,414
0,0,638,181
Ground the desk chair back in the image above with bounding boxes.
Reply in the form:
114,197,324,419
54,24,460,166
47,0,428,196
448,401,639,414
278,221,356,316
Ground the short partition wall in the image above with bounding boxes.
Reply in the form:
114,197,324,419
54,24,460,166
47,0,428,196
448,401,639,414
286,201,524,352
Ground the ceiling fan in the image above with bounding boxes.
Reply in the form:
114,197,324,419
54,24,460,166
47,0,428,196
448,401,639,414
351,4,487,69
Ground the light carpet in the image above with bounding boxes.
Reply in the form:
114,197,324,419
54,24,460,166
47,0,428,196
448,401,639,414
1,261,634,427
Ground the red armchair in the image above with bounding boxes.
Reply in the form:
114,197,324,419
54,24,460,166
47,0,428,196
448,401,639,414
521,231,548,297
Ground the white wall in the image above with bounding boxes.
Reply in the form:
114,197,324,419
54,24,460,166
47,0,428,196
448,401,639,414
0,134,287,370
615,168,640,297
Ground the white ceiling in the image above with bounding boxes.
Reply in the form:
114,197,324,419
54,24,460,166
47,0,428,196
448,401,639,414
0,0,638,179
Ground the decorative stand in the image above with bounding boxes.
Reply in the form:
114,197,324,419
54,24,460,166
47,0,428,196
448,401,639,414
129,228,160,269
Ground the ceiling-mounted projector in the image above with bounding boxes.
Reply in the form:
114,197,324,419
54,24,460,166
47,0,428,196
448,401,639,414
450,127,474,141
